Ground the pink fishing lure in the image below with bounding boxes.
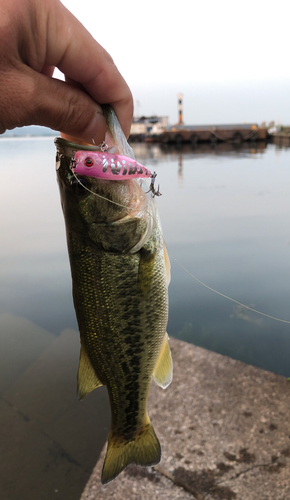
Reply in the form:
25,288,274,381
72,151,151,180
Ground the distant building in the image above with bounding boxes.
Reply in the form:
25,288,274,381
130,116,169,140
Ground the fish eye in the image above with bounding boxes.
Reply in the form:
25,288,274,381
71,177,90,195
84,157,94,167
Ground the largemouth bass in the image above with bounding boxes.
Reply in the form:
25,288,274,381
55,106,172,484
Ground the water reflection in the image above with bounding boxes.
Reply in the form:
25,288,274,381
130,140,290,378
146,140,290,379
178,154,183,186
0,139,110,500
272,135,290,150
0,137,290,499
0,313,110,500
132,140,268,162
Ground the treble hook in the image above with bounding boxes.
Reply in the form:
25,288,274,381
70,158,77,169
91,136,108,151
100,141,109,152
146,172,162,197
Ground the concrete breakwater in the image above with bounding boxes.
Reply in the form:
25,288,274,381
160,124,267,145
130,123,268,144
80,337,290,500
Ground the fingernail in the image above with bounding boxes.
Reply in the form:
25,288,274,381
83,110,107,145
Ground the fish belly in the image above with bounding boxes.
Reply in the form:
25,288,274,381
67,229,168,482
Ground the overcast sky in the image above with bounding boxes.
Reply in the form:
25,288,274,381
59,0,290,125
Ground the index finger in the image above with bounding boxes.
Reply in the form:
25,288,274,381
45,1,133,137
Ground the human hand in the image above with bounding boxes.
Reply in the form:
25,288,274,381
0,0,133,144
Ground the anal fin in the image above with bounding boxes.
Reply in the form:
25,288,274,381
153,333,173,389
77,343,103,400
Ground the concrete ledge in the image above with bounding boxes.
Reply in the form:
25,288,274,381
80,338,290,499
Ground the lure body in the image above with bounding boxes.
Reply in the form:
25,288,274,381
73,151,151,180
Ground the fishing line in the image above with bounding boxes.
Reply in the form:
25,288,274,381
166,249,290,324
70,166,290,325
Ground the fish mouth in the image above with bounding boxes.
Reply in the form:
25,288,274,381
55,137,102,156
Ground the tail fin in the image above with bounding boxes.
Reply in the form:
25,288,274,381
101,416,161,484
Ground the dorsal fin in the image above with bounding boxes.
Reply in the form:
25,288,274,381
77,343,103,400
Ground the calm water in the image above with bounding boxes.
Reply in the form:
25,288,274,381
0,137,290,499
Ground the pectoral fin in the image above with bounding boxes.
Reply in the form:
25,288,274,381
77,343,103,400
137,246,156,296
153,333,173,389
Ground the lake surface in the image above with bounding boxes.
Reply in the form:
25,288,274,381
0,137,289,499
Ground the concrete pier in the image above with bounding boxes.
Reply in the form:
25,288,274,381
80,338,290,500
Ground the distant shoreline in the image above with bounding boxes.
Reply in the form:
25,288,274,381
0,125,57,139
0,135,57,141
